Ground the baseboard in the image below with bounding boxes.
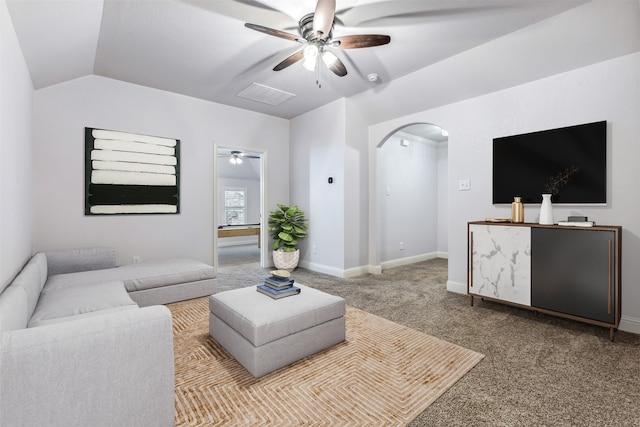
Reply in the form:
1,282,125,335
446,280,467,295
619,315,640,335
300,253,447,279
297,260,347,278
367,264,383,275
380,252,439,270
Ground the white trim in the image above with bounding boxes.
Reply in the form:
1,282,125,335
367,264,383,275
447,280,468,295
298,260,347,278
300,254,448,279
344,266,371,278
380,252,439,270
619,315,640,335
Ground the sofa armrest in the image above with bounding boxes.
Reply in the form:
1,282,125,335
45,247,117,276
0,306,175,427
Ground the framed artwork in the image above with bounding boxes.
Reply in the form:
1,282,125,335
85,127,180,215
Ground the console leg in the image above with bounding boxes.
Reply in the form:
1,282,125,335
609,327,615,342
470,295,474,307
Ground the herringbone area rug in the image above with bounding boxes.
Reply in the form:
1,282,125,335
169,296,484,427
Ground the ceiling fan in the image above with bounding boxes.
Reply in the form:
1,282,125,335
218,150,260,165
244,0,390,77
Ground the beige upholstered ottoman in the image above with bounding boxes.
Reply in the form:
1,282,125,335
209,284,345,377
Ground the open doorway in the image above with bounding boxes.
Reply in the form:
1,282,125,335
214,145,267,272
376,123,449,270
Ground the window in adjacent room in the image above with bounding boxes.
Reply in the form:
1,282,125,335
224,189,246,225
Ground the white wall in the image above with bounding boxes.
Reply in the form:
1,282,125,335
32,76,289,266
1,0,34,287
290,99,346,275
437,141,449,254
377,134,438,264
370,53,640,333
344,98,370,272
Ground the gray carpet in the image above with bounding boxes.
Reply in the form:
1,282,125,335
213,249,640,426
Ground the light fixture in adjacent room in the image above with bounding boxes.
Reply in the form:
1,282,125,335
400,139,410,147
229,153,243,165
441,128,449,137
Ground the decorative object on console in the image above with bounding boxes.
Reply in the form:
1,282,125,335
557,220,595,227
85,127,179,215
538,194,554,225
511,196,524,223
544,165,579,195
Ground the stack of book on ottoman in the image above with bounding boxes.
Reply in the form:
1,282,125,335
257,270,301,299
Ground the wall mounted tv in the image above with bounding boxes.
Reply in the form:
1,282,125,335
492,121,606,205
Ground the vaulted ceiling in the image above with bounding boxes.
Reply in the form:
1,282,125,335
8,0,594,120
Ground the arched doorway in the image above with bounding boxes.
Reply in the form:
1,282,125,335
375,123,449,270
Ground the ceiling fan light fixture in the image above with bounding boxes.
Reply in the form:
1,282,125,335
322,50,338,68
302,44,319,71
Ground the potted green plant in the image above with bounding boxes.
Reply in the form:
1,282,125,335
268,204,308,270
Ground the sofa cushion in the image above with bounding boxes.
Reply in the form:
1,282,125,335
0,286,29,333
28,280,137,328
45,247,116,276
28,305,139,328
12,253,48,318
44,258,215,293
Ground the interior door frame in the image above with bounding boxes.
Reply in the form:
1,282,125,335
213,143,268,274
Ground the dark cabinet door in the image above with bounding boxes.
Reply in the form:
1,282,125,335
531,228,615,323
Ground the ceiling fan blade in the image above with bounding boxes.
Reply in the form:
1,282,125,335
313,0,336,40
325,54,347,77
273,50,304,71
333,34,390,49
244,23,302,43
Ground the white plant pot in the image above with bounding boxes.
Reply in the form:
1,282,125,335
272,249,300,271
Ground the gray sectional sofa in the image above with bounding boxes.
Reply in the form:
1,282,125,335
0,247,216,426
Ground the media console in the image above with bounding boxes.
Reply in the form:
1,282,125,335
468,221,621,340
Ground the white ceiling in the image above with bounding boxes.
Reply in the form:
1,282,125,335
7,0,593,122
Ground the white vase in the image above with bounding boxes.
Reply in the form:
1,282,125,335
539,194,554,225
272,249,300,271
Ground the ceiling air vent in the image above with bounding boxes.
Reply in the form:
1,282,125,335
236,83,295,106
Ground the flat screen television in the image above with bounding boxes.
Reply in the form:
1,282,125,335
492,121,606,204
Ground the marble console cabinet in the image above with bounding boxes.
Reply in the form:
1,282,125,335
468,221,621,340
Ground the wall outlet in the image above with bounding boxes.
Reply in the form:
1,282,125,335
132,256,141,264
312,245,317,254
458,179,471,191
399,241,404,251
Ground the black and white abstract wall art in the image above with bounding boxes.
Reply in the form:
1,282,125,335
85,127,180,215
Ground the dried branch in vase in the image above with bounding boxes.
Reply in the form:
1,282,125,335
544,166,579,195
